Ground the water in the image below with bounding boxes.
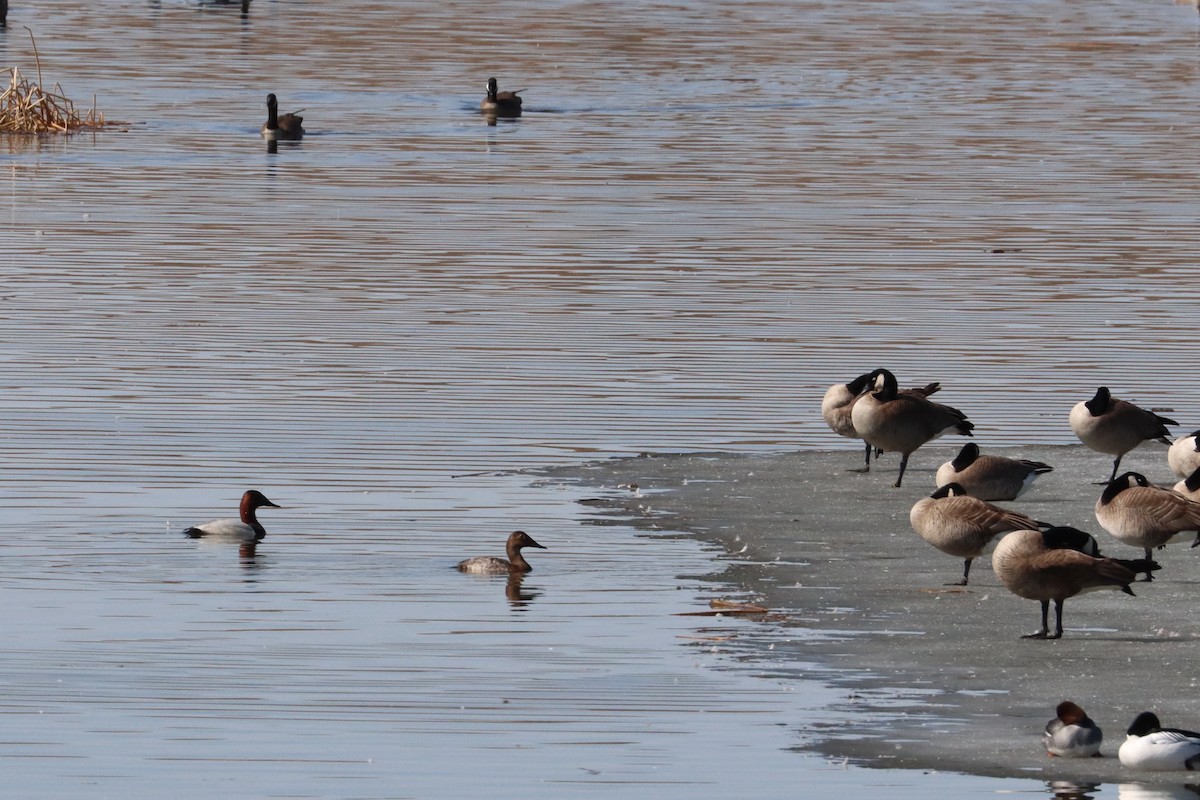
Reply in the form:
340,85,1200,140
2,0,1198,796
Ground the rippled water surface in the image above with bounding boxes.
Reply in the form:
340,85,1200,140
2,0,1198,797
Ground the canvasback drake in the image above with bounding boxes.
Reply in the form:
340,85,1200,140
1069,387,1176,483
935,442,1053,501
480,77,522,117
457,531,545,574
822,371,940,472
1168,431,1200,479
991,526,1157,639
850,368,973,488
261,93,305,141
1094,471,1200,581
1119,712,1200,771
1044,701,1103,758
183,490,280,543
909,482,1042,586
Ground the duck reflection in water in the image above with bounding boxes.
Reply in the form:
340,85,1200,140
1048,781,1101,800
1117,783,1200,800
505,573,540,608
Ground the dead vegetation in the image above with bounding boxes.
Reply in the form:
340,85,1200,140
0,28,114,134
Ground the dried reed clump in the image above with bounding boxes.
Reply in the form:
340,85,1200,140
0,28,110,134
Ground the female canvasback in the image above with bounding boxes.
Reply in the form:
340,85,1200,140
457,531,545,574
1119,712,1200,771
935,442,1053,501
480,77,522,117
261,93,305,141
1168,431,1200,479
1094,471,1200,580
1069,387,1176,483
1044,701,1103,758
909,483,1042,586
850,368,972,488
183,490,280,543
992,526,1157,639
822,371,940,472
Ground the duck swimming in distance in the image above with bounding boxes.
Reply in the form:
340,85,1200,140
480,77,522,117
261,93,305,141
457,531,546,574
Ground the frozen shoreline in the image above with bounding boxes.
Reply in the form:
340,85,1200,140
548,443,1200,784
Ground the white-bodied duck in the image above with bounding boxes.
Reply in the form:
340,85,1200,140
183,489,280,543
1119,712,1200,771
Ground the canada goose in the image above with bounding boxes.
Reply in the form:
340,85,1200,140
935,442,1053,501
1174,465,1200,501
850,368,973,487
1119,712,1200,771
1044,701,1103,758
1069,387,1176,483
1168,430,1200,479
182,489,280,543
909,483,1043,585
457,530,546,574
822,372,940,472
261,93,305,141
480,77,522,117
1094,471,1200,580
991,526,1158,639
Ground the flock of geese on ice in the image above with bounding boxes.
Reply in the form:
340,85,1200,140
823,368,1200,770
178,365,1200,770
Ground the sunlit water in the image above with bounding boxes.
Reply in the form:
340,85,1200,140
2,0,1198,797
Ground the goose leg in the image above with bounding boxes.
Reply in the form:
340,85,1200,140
1022,600,1051,639
947,558,971,586
1141,547,1155,581
849,440,871,473
1109,456,1122,484
1050,599,1064,639
893,453,910,488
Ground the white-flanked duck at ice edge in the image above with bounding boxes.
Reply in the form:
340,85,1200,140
935,442,1053,501
822,371,940,472
991,526,1158,639
183,489,280,543
909,483,1043,586
1069,386,1176,483
850,368,973,488
1044,701,1103,758
457,531,546,575
1094,471,1200,581
1119,712,1200,771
